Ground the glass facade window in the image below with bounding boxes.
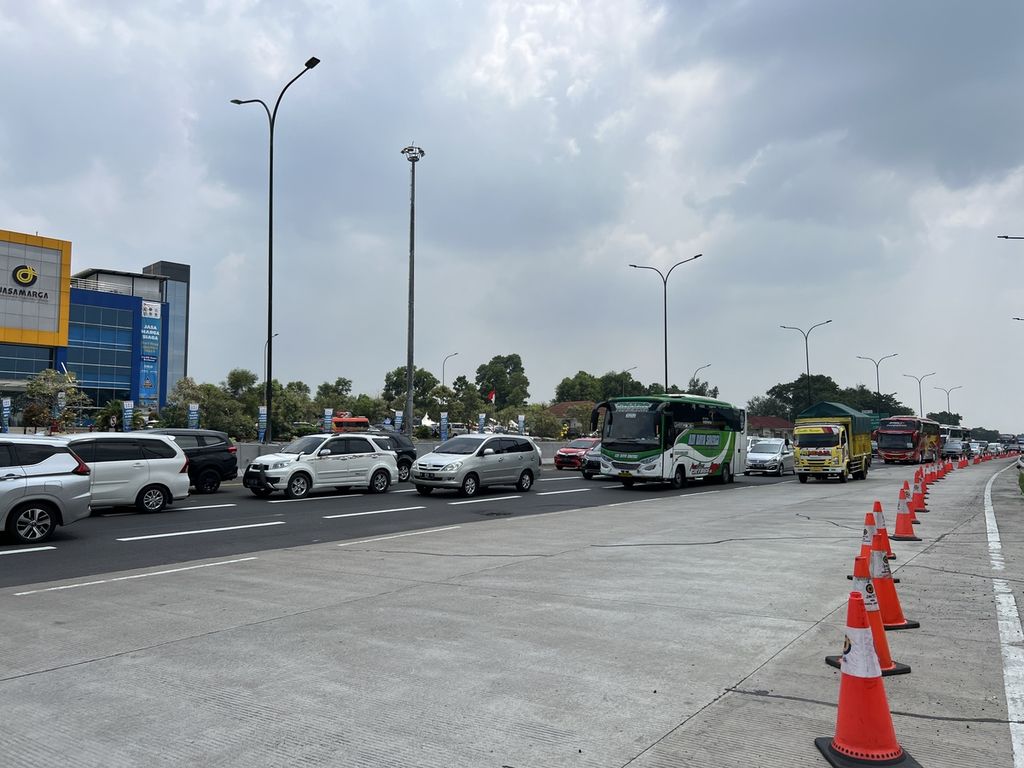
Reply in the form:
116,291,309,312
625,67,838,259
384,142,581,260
0,343,53,379
67,305,133,408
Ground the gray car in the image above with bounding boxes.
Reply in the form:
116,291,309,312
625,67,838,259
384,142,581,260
412,433,541,497
1,436,93,544
743,438,794,477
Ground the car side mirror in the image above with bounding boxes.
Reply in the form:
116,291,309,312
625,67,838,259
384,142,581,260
318,449,331,457
483,447,495,456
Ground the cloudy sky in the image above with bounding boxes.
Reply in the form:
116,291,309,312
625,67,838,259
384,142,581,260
2,1,1023,429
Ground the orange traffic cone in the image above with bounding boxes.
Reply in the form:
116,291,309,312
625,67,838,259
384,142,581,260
890,490,920,542
848,507,899,582
872,500,897,561
828,557,910,677
816,592,920,767
872,532,919,630
901,481,920,525
911,477,928,515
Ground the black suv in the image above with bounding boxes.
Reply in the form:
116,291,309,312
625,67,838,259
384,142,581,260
366,431,417,482
150,428,238,493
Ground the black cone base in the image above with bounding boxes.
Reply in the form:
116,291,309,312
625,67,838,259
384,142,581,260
825,655,911,676
848,574,899,583
883,619,920,630
815,737,921,767
890,534,921,542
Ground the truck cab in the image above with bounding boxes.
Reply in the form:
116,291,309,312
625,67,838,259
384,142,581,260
792,402,873,484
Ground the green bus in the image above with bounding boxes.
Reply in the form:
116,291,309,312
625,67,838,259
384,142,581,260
590,394,747,488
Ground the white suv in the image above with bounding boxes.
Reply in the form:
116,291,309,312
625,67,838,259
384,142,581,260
243,433,397,499
65,433,191,513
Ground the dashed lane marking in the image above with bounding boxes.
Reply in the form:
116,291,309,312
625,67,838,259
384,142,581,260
179,503,237,511
269,495,364,504
338,526,461,547
537,488,592,496
116,521,285,541
0,546,56,556
448,496,520,506
14,557,259,596
324,506,426,519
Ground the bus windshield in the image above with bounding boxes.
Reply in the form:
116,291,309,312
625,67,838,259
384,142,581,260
603,410,661,451
878,433,914,450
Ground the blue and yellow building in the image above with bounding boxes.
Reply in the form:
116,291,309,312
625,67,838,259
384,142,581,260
0,229,190,416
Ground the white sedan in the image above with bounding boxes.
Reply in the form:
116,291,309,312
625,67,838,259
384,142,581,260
743,438,795,477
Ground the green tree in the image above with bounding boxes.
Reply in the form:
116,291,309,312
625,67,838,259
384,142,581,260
746,394,791,418
313,377,353,414
451,375,484,424
272,380,316,436
95,399,146,431
686,376,719,399
163,377,256,440
927,411,961,425
475,354,529,409
554,371,600,402
348,393,389,423
382,366,440,417
597,370,644,399
21,369,93,431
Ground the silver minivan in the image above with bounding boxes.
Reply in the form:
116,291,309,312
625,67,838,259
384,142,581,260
412,434,541,497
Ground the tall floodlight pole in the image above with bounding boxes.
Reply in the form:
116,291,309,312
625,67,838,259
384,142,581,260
856,353,898,415
902,372,936,417
997,235,1024,240
621,366,637,396
402,144,425,436
442,352,458,391
628,254,702,392
780,320,832,408
933,384,963,415
263,333,280,404
231,56,320,443
690,363,711,390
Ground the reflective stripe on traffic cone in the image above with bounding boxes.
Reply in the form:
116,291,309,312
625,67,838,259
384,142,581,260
901,481,920,525
816,592,921,767
890,490,921,542
872,533,920,631
872,500,897,561
828,557,911,677
848,507,899,582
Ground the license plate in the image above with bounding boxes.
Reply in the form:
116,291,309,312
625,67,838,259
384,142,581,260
618,471,632,478
424,473,436,479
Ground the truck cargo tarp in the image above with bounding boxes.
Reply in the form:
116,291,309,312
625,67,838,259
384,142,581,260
796,402,873,436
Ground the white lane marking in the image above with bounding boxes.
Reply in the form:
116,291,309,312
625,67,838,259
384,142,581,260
537,488,592,496
338,526,460,547
269,494,364,504
14,557,258,596
117,521,285,541
392,488,418,493
448,495,520,506
676,490,721,498
324,506,425,519
984,466,1024,767
179,503,237,511
0,546,56,556
539,476,580,482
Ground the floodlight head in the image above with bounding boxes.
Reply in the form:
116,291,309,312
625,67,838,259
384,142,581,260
305,57,320,69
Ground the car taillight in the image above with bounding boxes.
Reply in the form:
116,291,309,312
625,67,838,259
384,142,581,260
228,445,237,454
180,457,190,474
72,456,91,476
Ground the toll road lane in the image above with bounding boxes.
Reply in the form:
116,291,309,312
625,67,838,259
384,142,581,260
0,471,794,589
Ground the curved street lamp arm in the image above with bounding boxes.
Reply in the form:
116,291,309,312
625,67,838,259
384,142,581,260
665,253,702,281
628,263,666,282
271,62,317,122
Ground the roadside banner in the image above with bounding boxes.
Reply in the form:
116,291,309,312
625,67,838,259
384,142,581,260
187,402,199,429
1,397,9,433
440,412,449,442
53,390,66,420
323,408,333,433
518,414,525,435
123,400,134,432
257,405,267,443
395,411,404,433
478,413,486,433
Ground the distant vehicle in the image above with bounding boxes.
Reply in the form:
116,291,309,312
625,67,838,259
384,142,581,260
589,394,746,488
150,428,238,493
1,436,92,544
243,433,397,498
581,441,602,480
412,434,541,497
743,438,794,476
939,425,970,459
447,423,471,436
554,437,601,470
331,415,371,433
968,441,982,457
366,431,417,482
988,442,1003,454
793,402,873,483
876,416,940,464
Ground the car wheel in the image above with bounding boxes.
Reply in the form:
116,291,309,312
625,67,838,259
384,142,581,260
285,473,311,499
196,468,221,494
776,464,784,477
7,502,57,544
670,466,686,490
397,461,412,483
798,474,808,484
621,479,635,488
743,470,750,476
415,485,433,496
370,469,391,494
459,473,480,497
516,470,534,491
582,471,594,480
250,488,273,498
137,485,169,513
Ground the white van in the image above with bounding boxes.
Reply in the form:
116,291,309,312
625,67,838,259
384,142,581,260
65,433,191,512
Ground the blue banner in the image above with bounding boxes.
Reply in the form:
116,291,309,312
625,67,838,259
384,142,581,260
395,411,404,433
518,414,525,435
323,408,333,434
440,412,449,442
478,413,486,433
123,400,134,432
257,405,267,443
1,397,9,433
139,302,162,408
188,402,199,429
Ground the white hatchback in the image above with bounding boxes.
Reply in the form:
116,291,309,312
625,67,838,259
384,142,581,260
65,433,191,513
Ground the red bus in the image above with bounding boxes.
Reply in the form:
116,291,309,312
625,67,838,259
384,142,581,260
876,416,940,464
331,415,370,433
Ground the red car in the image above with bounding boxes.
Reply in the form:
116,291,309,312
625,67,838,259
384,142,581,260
554,437,601,470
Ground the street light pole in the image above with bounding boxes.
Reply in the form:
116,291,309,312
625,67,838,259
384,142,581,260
401,144,425,436
629,254,702,392
933,384,963,415
856,353,898,415
902,372,936,417
442,352,458,391
621,366,637,396
262,333,279,405
997,235,1024,240
780,320,832,408
231,56,319,443
689,363,711,391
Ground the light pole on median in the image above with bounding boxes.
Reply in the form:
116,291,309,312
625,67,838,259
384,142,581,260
997,235,1024,240
933,384,963,415
262,333,279,405
231,56,320,443
621,366,637,396
402,144,425,436
689,363,711,391
442,352,458,391
856,353,898,415
902,371,936,417
629,254,702,392
780,320,832,409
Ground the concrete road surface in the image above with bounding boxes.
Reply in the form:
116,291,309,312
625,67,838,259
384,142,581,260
1,460,1021,767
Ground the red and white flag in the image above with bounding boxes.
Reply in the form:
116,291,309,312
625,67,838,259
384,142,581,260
487,389,496,403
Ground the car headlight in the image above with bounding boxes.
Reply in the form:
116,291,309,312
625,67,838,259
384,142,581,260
442,461,463,472
269,461,290,470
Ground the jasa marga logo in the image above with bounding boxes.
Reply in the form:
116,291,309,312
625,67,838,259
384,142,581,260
1,265,49,300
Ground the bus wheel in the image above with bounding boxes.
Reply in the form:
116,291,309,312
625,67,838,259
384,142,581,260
839,465,848,483
621,478,635,489
670,466,686,490
722,463,733,484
